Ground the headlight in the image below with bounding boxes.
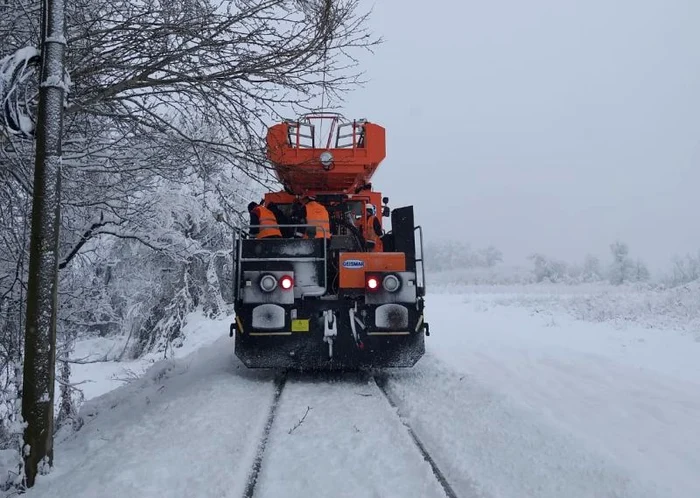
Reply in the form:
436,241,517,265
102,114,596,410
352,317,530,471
320,150,333,168
382,274,400,292
259,274,277,292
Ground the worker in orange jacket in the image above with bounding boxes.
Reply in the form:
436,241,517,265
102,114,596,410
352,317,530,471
365,203,383,251
248,201,282,239
302,196,331,239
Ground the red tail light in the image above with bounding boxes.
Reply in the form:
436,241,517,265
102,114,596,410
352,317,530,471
280,275,294,290
366,276,379,290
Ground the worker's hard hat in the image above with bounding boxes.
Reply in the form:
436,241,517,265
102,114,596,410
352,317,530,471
365,203,375,214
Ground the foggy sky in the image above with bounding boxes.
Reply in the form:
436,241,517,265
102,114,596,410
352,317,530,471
340,0,700,269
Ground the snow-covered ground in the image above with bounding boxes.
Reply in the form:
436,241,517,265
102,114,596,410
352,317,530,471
400,291,700,497
4,283,699,498
66,310,234,403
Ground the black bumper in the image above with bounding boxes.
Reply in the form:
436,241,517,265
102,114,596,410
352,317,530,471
232,299,426,370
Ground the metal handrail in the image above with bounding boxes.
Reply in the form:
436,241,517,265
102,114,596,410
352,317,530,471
414,225,426,295
287,122,315,148
235,224,329,299
283,114,366,150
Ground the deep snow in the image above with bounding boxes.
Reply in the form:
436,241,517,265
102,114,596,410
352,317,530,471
23,336,276,498
391,293,700,497
67,310,233,403
4,284,699,498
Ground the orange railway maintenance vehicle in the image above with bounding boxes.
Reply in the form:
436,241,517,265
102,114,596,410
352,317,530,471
230,113,428,369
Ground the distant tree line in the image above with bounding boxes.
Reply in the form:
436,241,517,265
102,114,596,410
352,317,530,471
529,241,650,285
423,241,503,271
425,239,700,287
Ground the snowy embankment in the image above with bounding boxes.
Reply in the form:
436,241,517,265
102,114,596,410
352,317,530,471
67,310,235,403
3,281,699,498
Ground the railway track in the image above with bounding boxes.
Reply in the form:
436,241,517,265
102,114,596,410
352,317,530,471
373,374,460,498
243,372,288,498
242,370,462,498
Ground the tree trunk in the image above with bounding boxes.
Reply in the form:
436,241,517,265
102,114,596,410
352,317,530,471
21,0,66,488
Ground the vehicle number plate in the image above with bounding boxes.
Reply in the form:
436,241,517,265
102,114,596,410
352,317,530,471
291,319,309,332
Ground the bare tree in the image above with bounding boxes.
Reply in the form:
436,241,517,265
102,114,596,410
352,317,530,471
1,4,379,473
609,241,633,285
55,0,378,267
529,253,568,283
3,0,379,275
670,252,700,286
478,245,503,268
582,254,602,282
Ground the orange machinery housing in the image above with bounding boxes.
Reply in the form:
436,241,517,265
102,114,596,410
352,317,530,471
266,113,386,195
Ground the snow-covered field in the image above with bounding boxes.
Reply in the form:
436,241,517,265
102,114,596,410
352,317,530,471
4,282,699,498
413,292,700,497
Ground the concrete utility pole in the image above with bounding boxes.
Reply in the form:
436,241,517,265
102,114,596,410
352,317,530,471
21,0,66,488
